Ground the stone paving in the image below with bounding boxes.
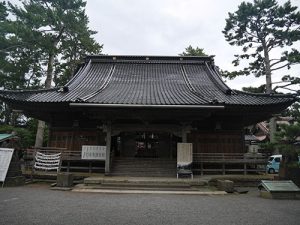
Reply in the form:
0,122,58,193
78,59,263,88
1,183,300,225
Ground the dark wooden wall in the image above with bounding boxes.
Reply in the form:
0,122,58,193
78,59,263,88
187,131,245,153
48,128,106,151
49,127,245,154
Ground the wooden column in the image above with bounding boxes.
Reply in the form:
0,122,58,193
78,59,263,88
105,122,112,174
182,130,187,143
181,125,191,143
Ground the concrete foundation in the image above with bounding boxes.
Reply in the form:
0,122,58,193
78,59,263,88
57,173,73,187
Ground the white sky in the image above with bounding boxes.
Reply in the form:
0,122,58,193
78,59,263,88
9,0,300,92
85,0,300,91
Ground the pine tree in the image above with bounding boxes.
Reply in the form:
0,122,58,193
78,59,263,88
180,45,207,56
5,0,102,146
223,0,300,144
223,0,300,94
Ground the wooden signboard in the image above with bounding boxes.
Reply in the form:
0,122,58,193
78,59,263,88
81,145,106,160
0,148,14,187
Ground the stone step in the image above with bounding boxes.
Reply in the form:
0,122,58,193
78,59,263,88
110,173,176,178
112,166,176,171
111,158,177,177
113,162,176,166
84,177,207,187
100,182,191,189
113,164,176,168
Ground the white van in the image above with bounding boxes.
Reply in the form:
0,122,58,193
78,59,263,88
266,154,300,174
266,155,282,174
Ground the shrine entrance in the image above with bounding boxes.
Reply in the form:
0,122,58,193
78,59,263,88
113,132,180,159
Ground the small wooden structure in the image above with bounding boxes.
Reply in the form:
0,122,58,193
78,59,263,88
0,55,296,177
259,180,300,199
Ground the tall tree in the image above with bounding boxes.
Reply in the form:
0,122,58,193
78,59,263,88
223,0,300,94
179,45,207,56
6,0,102,146
223,0,300,143
0,1,44,125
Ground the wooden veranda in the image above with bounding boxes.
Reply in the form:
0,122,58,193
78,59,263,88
23,147,268,176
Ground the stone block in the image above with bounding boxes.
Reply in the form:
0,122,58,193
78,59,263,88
2,176,25,187
217,180,235,193
57,173,73,187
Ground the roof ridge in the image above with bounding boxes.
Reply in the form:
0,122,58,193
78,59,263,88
86,55,214,62
235,90,297,98
66,59,92,89
76,64,116,102
180,65,212,103
204,62,233,95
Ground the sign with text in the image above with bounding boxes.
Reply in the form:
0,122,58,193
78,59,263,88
0,148,14,182
81,145,106,160
261,180,300,192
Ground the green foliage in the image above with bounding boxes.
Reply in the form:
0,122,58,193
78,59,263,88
242,84,266,93
0,0,102,142
274,121,300,165
276,122,300,144
0,1,45,90
259,141,276,152
6,0,102,87
223,0,300,93
0,119,42,148
180,45,207,56
281,102,300,120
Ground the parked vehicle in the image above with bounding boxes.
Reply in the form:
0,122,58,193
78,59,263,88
266,155,282,174
266,154,300,174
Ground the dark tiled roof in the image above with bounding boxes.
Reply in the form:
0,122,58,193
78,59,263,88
0,55,296,107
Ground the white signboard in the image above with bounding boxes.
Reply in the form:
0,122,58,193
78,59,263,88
81,145,106,160
0,148,14,182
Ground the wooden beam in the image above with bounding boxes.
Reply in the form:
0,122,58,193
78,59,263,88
105,122,112,174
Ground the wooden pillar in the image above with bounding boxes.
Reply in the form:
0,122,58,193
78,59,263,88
181,127,188,143
244,163,247,175
181,124,192,143
105,122,112,174
89,162,92,174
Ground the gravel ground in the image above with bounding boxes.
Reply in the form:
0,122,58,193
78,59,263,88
0,184,300,225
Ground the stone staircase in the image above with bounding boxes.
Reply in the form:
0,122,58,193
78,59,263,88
81,176,212,193
110,157,177,177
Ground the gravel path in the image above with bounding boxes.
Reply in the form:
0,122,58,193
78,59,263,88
0,184,299,225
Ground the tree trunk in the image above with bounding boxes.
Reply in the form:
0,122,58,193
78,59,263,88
35,120,45,147
45,52,55,88
34,52,55,147
262,43,272,94
4,104,12,125
262,42,276,145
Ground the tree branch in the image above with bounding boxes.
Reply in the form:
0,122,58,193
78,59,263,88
270,59,287,68
0,43,30,52
270,63,290,72
273,82,296,91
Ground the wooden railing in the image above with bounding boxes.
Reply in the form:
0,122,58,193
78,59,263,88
24,147,81,160
192,153,268,175
24,147,105,173
193,153,268,163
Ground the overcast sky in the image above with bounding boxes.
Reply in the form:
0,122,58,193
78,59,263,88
85,0,300,91
10,0,300,91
